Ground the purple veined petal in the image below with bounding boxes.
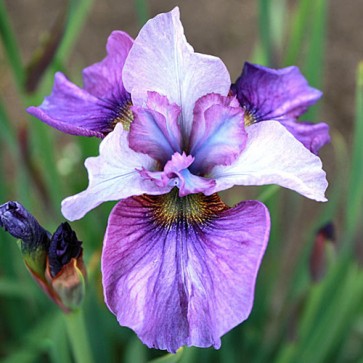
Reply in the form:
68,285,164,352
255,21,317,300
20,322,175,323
82,31,133,100
102,191,270,353
28,31,134,137
233,62,322,123
208,121,328,201
123,7,231,139
27,73,110,137
280,119,331,155
129,92,182,163
61,124,170,221
189,93,247,174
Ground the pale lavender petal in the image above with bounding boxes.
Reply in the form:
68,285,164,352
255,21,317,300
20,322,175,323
82,31,133,99
189,94,246,174
102,192,270,352
61,124,170,221
208,121,328,201
128,92,182,162
123,7,231,139
233,62,322,122
140,152,215,196
281,119,330,154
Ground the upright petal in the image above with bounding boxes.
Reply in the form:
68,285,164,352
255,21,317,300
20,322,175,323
189,94,246,174
281,119,331,154
102,190,270,353
129,92,182,163
61,124,169,221
82,31,133,100
233,62,322,122
123,7,230,139
208,121,328,201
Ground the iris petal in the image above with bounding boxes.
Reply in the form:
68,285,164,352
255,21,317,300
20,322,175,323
233,62,322,121
27,32,133,137
61,124,169,221
209,121,328,201
190,94,246,174
123,7,231,139
102,190,270,353
129,92,182,163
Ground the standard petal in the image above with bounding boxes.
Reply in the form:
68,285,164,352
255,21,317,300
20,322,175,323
123,7,231,139
208,121,328,201
61,124,169,221
189,94,246,174
102,191,270,353
129,92,182,162
233,62,322,122
280,119,331,154
82,31,133,100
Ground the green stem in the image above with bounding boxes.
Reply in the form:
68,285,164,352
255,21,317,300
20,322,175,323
64,310,95,363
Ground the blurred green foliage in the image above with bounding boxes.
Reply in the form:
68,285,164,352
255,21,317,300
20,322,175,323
1,0,363,362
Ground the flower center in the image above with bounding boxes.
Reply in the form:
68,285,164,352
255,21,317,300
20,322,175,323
112,100,134,131
144,188,228,227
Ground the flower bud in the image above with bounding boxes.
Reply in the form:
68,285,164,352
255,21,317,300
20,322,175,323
46,222,86,312
0,201,50,278
1,202,86,313
310,222,335,282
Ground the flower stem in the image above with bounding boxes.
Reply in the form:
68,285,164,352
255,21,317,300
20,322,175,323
64,309,95,363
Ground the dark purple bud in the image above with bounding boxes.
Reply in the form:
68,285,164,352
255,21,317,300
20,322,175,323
0,201,50,252
48,222,82,278
310,222,336,282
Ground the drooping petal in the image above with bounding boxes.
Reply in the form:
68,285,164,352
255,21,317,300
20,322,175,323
61,124,169,221
28,32,133,137
102,190,270,353
208,121,328,201
189,94,246,174
233,62,322,123
82,31,133,99
280,119,331,154
129,92,182,162
123,7,231,139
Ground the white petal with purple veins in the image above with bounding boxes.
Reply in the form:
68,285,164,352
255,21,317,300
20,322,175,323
61,124,170,221
123,7,231,139
209,121,328,201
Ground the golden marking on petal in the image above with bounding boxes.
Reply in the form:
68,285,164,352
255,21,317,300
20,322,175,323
142,188,228,227
244,110,256,126
112,100,134,131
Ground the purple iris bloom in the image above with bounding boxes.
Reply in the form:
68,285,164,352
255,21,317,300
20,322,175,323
27,31,134,137
231,62,330,154
30,8,328,353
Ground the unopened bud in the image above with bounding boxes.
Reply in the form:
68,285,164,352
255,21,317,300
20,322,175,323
0,201,50,277
46,223,86,312
310,222,336,282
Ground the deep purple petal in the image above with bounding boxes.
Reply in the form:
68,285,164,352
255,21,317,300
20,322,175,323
128,92,182,162
82,31,133,100
209,121,328,201
280,119,330,154
123,7,231,139
102,191,270,352
189,94,246,174
233,62,322,123
61,124,169,221
28,31,133,137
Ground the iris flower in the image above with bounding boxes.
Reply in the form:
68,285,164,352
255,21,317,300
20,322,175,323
28,8,328,353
